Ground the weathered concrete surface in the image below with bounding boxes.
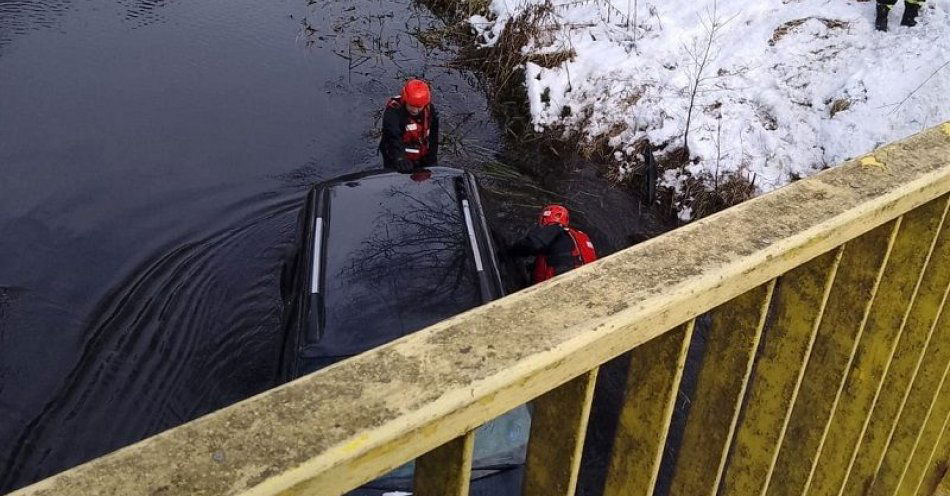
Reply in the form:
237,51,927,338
12,123,950,496
844,188,950,495
915,422,950,495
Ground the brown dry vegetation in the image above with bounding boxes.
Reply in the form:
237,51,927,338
829,98,852,117
422,0,596,177
417,0,703,221
769,17,852,46
678,170,757,219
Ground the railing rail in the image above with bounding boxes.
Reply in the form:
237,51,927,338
12,122,950,496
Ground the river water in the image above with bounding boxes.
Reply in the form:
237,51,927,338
0,0,500,490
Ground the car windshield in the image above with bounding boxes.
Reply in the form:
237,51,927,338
318,172,481,357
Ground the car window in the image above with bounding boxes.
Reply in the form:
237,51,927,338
318,173,482,357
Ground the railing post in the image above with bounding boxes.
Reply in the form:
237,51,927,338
871,294,950,496
844,213,950,495
767,220,900,496
667,281,776,496
810,196,950,495
720,248,843,495
414,431,475,496
604,320,695,496
522,369,598,496
905,406,950,495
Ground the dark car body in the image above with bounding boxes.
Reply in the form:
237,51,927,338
281,167,529,494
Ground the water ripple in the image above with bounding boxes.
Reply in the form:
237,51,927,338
0,192,302,490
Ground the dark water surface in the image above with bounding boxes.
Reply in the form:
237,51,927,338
0,0,499,490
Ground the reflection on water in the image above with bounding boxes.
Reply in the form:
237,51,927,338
0,0,499,490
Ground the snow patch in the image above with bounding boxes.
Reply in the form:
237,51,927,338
471,0,950,217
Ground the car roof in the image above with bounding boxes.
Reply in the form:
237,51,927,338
314,166,467,191
307,167,492,358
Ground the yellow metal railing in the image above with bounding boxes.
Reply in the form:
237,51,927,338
12,122,950,496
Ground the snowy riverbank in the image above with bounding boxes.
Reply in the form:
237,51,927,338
470,0,950,219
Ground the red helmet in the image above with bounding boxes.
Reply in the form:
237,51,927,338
401,79,431,107
539,204,570,226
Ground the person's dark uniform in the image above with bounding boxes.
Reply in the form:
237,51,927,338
507,205,597,284
508,224,578,277
876,0,924,30
379,79,440,173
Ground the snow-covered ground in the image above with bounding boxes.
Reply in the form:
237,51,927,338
470,0,950,219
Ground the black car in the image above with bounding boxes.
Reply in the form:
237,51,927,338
282,167,530,495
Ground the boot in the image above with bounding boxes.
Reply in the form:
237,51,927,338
875,3,890,31
900,2,921,26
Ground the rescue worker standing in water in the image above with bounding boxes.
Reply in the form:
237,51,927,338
379,79,440,173
507,205,598,284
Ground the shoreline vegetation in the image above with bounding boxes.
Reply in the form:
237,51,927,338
416,0,676,254
418,0,950,221
417,0,754,220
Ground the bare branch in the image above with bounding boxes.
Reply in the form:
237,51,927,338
889,59,950,116
681,0,734,164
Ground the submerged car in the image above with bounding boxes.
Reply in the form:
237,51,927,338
282,167,530,495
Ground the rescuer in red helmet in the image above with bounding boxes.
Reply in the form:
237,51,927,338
507,205,598,284
379,79,440,173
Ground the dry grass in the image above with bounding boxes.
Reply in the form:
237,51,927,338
666,167,757,220
423,0,491,20
483,2,558,94
526,49,577,69
605,138,653,181
414,0,552,153
769,17,851,46
829,98,852,117
417,0,757,222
